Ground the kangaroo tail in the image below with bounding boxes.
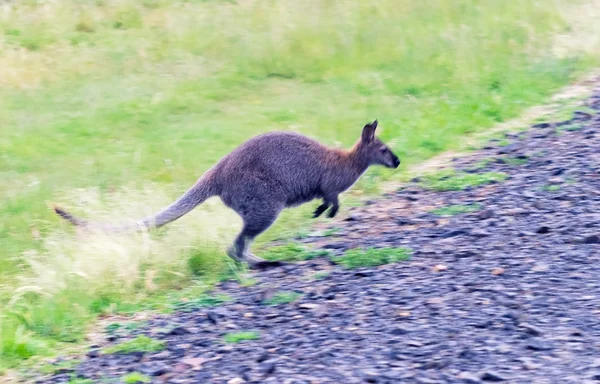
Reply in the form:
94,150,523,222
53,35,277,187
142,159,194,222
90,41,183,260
53,176,216,233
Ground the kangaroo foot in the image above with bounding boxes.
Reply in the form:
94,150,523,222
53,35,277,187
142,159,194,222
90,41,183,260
244,253,286,270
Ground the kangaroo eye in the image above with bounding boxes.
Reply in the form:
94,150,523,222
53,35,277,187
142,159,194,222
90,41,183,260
380,147,387,153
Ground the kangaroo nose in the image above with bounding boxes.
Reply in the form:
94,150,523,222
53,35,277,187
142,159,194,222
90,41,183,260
394,158,401,168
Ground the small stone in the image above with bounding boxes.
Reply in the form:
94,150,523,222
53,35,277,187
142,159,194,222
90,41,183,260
256,351,269,363
458,371,483,383
168,326,190,336
398,311,411,317
519,323,543,336
478,209,494,219
432,264,448,272
442,229,469,238
526,339,553,351
531,263,550,272
390,327,411,335
491,267,505,275
535,226,551,234
227,378,246,384
259,361,276,376
243,312,254,318
480,371,506,382
426,297,444,305
520,357,541,370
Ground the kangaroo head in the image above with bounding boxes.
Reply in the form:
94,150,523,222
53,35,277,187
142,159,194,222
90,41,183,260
355,120,400,169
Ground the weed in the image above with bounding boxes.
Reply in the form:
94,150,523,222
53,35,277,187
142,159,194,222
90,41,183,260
421,170,508,191
172,294,232,312
502,157,529,166
121,372,151,384
312,272,330,280
38,359,79,375
223,331,260,344
67,379,94,384
262,243,331,262
335,247,411,269
1,0,598,368
263,291,302,306
541,184,562,192
103,335,165,354
322,227,342,237
472,158,494,170
430,204,482,216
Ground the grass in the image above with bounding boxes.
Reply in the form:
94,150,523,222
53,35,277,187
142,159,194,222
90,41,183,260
335,247,412,269
223,331,260,344
502,157,529,166
261,243,332,262
430,204,482,216
171,294,232,312
542,184,562,192
102,335,165,355
1,0,600,371
421,170,508,191
262,291,302,306
121,372,151,384
38,359,79,375
312,272,330,281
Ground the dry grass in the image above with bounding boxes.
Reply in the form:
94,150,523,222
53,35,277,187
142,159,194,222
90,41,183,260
14,184,240,300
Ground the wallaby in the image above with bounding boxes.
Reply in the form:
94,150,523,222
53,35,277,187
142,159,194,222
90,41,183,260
54,120,400,269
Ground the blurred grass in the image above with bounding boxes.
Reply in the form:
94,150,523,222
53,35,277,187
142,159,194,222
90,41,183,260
1,0,599,371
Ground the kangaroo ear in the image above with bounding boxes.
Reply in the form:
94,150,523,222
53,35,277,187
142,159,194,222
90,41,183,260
361,119,378,143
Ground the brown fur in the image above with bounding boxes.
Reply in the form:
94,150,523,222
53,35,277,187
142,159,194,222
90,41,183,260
54,120,400,269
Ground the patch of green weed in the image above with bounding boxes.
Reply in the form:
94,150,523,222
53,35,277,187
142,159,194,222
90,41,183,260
502,157,528,165
223,331,260,344
172,294,232,312
541,184,561,192
263,291,302,306
335,247,411,269
421,170,508,191
312,272,330,280
103,335,165,354
262,243,331,262
121,372,151,384
430,204,482,216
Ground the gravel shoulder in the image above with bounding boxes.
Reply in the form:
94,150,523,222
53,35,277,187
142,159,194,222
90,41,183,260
35,86,600,384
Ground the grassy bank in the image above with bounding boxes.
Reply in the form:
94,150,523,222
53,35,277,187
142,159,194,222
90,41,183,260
1,0,599,371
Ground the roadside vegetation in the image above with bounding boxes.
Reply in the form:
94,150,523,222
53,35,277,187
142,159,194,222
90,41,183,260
1,0,599,373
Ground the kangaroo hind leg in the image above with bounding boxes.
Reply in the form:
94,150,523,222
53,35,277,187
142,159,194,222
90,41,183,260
227,201,285,270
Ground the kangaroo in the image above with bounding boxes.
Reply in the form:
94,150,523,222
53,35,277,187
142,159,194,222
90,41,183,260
54,120,400,269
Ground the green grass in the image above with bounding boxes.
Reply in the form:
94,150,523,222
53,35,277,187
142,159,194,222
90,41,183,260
421,170,508,191
223,331,260,344
261,243,332,262
38,359,79,375
502,157,529,166
263,291,302,306
312,272,330,281
172,294,232,312
541,184,562,192
102,335,165,355
121,372,151,384
430,204,482,216
1,0,599,371
335,247,412,269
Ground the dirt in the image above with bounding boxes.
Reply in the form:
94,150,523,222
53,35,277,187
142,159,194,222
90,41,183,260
33,84,600,384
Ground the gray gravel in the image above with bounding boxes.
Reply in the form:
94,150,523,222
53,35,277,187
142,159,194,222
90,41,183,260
36,86,600,384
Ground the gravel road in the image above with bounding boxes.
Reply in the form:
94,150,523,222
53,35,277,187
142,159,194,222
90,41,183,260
36,86,600,384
